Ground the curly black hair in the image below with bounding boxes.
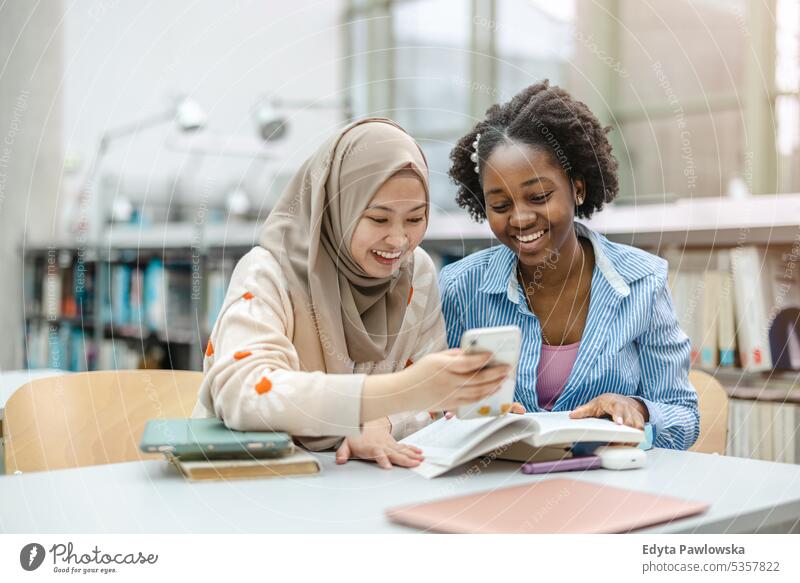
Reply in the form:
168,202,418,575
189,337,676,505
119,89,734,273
449,80,619,221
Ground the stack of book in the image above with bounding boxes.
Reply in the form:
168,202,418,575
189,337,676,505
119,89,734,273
140,418,320,481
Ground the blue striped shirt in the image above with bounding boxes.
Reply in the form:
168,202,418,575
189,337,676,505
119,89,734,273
438,222,699,450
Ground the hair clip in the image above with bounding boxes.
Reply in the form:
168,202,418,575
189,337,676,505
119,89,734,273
470,133,481,174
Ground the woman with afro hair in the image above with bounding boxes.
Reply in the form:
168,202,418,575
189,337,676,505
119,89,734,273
439,81,699,450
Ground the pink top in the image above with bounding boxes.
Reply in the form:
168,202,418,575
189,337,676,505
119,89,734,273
537,341,580,410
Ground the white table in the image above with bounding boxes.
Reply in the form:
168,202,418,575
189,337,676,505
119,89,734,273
2,448,799,533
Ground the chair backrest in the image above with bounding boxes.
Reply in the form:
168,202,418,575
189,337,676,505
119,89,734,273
3,370,203,473
688,369,729,455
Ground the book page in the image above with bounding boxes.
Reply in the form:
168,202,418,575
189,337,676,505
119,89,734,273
524,411,643,446
400,414,536,467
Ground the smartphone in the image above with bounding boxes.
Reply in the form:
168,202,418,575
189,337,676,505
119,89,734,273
457,325,521,419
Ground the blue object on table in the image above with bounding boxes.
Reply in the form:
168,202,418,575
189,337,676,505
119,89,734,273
641,423,654,450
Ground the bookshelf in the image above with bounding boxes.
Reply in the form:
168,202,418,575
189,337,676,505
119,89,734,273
584,192,800,247
21,193,800,463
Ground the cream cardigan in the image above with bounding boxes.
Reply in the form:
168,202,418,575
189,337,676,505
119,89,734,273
192,246,446,450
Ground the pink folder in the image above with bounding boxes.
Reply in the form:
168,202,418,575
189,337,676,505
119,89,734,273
386,478,709,533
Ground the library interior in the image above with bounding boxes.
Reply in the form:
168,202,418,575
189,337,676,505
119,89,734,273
2,0,800,537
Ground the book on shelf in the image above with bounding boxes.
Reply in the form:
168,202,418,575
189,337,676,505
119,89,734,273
717,251,737,367
111,264,132,326
166,267,193,330
69,327,89,371
129,267,144,327
700,268,721,368
25,320,94,372
143,263,193,332
205,268,228,332
25,252,95,322
780,403,797,464
726,397,800,463
43,270,62,320
664,245,800,374
400,411,644,478
96,338,141,370
143,258,164,330
732,246,773,371
665,250,709,366
24,255,42,315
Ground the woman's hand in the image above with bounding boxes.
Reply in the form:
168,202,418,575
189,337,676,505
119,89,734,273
360,349,512,424
399,349,512,413
569,393,649,430
335,417,424,469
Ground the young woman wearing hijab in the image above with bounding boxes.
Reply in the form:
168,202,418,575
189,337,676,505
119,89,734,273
193,118,514,469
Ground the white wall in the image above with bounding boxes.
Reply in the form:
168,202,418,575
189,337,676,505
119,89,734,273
0,0,65,371
61,0,347,227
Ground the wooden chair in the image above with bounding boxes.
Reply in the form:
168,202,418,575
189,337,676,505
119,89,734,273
3,370,203,474
688,370,729,455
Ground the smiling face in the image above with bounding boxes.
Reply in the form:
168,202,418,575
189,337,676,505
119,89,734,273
481,141,584,270
350,170,428,277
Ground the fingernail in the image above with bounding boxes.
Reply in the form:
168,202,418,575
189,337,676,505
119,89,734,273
615,416,623,424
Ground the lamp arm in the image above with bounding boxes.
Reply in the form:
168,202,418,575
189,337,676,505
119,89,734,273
100,108,175,144
75,107,174,241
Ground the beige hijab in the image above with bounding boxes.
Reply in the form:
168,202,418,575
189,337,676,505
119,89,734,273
259,118,429,373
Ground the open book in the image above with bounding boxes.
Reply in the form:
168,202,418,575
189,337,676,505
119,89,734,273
400,411,645,478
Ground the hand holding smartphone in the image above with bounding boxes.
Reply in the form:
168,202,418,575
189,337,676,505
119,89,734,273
457,325,521,419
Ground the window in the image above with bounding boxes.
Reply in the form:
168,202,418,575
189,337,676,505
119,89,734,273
344,0,578,210
345,0,787,203
496,0,575,101
612,0,749,198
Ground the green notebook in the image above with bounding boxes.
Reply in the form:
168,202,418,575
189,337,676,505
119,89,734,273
140,418,293,461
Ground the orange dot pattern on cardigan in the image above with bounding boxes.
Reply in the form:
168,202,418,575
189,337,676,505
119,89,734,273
255,376,272,395
234,350,252,360
205,340,214,357
242,291,254,300
407,286,414,305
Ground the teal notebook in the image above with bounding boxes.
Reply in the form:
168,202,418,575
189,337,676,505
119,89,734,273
140,418,293,461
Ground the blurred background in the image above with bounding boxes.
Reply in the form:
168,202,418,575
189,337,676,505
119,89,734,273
1,1,799,462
